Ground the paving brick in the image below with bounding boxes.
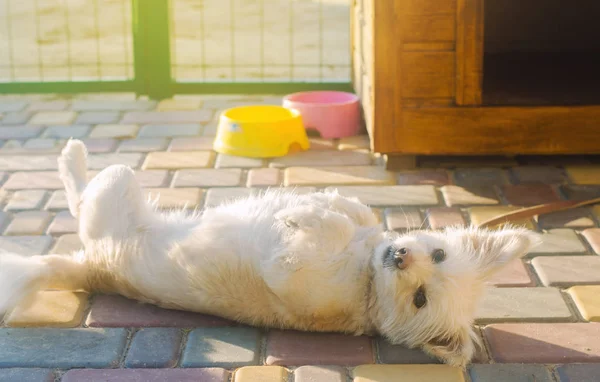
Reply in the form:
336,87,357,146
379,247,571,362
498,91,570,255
441,185,499,206
5,291,88,328
469,364,554,382
118,138,168,152
338,135,370,151
27,100,69,111
566,166,600,185
454,168,508,187
582,228,600,255
169,137,215,151
8,138,66,153
4,171,64,190
86,294,233,327
182,327,260,367
5,190,47,211
145,188,203,209
0,101,27,112
157,99,203,110
397,170,450,186
139,123,204,138
124,328,182,368
47,211,77,235
87,153,144,170
530,229,587,255
205,188,254,207
75,111,120,124
50,234,83,254
294,366,347,382
134,170,170,188
556,364,600,382
80,138,118,153
510,166,567,184
562,185,600,201
384,208,425,231
468,206,535,229
143,151,215,170
0,236,53,256
353,365,465,382
71,100,156,111
308,137,338,150
4,211,52,235
376,338,440,364
265,330,373,366
475,287,571,323
0,154,58,171
215,154,264,168
501,184,561,206
172,169,242,187
0,328,127,368
484,323,600,363
426,207,466,229
270,150,372,167
203,122,219,136
486,259,534,287
533,256,600,286
567,286,600,322
537,208,595,229
124,111,212,125
90,124,139,139
0,125,43,139
42,124,90,138
247,168,281,187
63,369,229,382
234,366,288,382
285,166,395,186
0,111,33,125
29,111,76,125
45,190,69,210
327,185,439,206
0,368,54,382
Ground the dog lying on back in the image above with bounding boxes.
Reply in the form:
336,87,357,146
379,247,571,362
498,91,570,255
0,140,540,367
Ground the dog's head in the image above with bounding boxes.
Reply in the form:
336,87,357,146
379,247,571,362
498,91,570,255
369,226,540,367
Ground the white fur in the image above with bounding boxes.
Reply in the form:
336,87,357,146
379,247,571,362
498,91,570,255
0,139,541,367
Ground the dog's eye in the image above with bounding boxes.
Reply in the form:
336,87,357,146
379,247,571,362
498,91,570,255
432,249,446,263
413,286,427,309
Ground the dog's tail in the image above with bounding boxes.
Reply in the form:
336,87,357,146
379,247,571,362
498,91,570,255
0,253,90,320
58,139,88,218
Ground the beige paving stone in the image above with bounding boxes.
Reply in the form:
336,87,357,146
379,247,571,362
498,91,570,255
0,155,58,171
384,208,425,231
133,170,170,188
270,150,372,167
89,124,139,139
47,211,77,235
118,138,169,153
247,168,281,187
87,153,144,170
581,228,600,255
566,166,600,185
4,211,52,235
353,365,465,382
50,234,83,254
169,137,215,151
202,121,219,136
172,169,242,188
329,185,439,207
142,151,215,170
467,206,535,230
123,111,212,124
144,188,203,209
440,185,499,206
26,100,69,111
5,190,48,211
486,259,535,287
532,256,600,286
530,229,587,255
79,138,117,153
568,286,600,322
234,366,288,382
157,99,203,110
138,123,203,138
29,111,76,125
0,101,28,112
204,188,254,207
71,100,156,111
0,236,53,256
75,111,120,124
284,166,395,186
338,135,370,151
42,125,90,138
5,291,89,328
45,190,69,211
294,366,346,382
215,154,264,168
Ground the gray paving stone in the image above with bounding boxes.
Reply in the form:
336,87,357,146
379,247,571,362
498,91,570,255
124,328,182,368
454,168,509,187
118,138,169,152
5,190,48,211
469,364,554,382
62,368,229,382
138,123,203,137
0,328,127,368
556,363,600,382
0,102,27,112
215,154,264,168
475,287,572,323
4,172,64,190
532,256,600,286
529,229,587,255
86,153,144,170
45,190,69,211
71,100,156,111
0,111,33,125
0,236,53,256
204,188,254,207
0,126,43,140
326,185,439,207
4,211,52,236
0,155,58,171
269,150,372,167
181,327,260,367
75,111,120,124
135,170,170,188
42,125,90,139
172,169,242,188
376,338,441,364
123,110,212,125
47,211,77,235
0,368,54,382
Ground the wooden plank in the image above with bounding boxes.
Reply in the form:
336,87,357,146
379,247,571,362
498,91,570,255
401,0,456,15
455,0,484,105
403,98,454,108
402,52,455,98
403,14,456,43
377,106,600,155
404,42,455,52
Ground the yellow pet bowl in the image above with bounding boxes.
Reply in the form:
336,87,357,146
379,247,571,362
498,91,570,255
213,105,310,158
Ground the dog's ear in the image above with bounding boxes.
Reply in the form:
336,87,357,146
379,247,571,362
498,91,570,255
468,227,541,277
422,326,476,368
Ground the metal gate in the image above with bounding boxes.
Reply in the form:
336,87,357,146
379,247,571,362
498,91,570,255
0,0,351,99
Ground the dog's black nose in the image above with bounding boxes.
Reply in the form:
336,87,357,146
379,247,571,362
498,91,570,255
393,248,413,270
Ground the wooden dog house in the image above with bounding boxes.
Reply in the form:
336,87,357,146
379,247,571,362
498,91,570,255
352,0,600,167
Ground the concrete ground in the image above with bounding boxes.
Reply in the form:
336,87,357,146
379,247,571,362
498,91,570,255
0,93,599,381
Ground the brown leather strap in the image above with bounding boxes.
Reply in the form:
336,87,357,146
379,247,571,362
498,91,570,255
477,197,600,229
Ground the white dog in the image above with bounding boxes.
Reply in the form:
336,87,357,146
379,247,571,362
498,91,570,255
0,140,539,367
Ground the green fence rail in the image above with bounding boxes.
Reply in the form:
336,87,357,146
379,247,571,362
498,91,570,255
0,0,351,99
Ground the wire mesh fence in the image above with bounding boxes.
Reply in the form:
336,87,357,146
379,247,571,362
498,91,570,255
0,0,351,95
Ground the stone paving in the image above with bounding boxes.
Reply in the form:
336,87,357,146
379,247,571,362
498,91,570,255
0,94,599,381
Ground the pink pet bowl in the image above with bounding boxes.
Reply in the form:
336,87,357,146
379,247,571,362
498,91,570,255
282,91,360,139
